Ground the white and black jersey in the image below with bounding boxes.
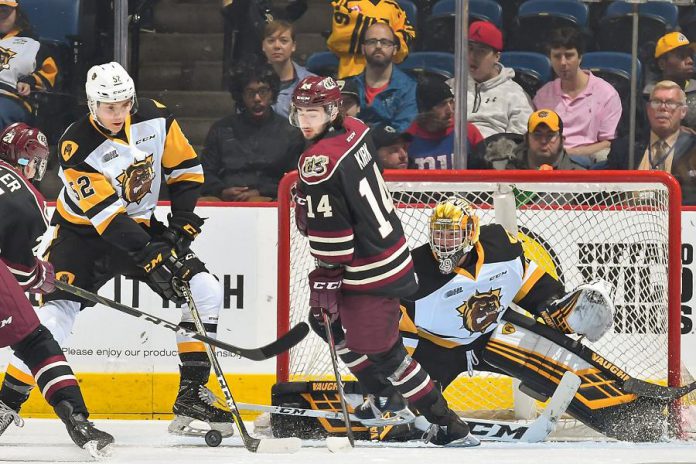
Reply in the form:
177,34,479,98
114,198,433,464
400,224,564,350
0,160,49,288
297,117,417,297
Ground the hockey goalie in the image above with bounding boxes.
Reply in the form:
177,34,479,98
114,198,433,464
271,196,695,443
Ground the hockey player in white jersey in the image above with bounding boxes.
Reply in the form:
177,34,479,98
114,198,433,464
395,196,691,442
0,62,233,441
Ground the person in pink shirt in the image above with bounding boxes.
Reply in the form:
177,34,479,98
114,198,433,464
533,28,622,164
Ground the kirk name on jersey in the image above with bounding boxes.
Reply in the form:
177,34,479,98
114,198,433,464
402,224,558,349
298,117,417,297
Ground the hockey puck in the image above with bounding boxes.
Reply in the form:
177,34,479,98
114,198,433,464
205,429,223,447
326,436,353,452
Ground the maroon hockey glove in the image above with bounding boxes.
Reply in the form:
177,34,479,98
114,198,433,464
27,258,55,294
308,266,343,323
295,188,308,237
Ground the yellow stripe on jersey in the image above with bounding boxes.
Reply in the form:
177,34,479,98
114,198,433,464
55,198,91,226
165,171,204,185
162,119,198,170
513,263,546,303
61,168,127,233
177,341,207,354
398,305,418,334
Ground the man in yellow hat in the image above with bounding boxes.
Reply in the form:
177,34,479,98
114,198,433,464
644,32,696,129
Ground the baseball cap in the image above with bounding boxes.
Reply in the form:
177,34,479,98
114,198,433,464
0,1,18,6
416,76,454,113
468,21,503,52
528,109,563,133
337,79,359,100
371,124,413,149
655,32,696,59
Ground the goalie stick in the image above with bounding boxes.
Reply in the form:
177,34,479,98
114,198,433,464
240,371,581,443
54,280,308,361
177,282,301,453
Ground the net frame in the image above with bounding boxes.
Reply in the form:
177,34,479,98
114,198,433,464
276,170,683,432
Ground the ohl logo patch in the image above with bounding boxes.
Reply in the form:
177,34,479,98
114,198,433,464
117,154,155,204
0,46,16,70
457,288,502,333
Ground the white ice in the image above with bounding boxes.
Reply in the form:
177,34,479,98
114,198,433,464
1,419,695,464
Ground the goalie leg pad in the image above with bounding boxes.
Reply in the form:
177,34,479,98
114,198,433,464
541,279,614,342
485,319,667,441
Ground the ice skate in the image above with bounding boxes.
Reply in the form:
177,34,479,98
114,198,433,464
54,400,114,458
0,400,23,437
168,381,235,438
417,412,480,447
353,391,416,426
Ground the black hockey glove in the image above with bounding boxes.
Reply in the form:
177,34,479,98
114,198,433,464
161,211,205,253
131,241,205,303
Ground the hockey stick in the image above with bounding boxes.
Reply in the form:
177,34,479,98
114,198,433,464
323,310,355,450
178,282,301,453
54,280,308,361
623,378,696,402
242,371,581,443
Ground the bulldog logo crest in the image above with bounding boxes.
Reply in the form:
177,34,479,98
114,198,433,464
457,288,502,333
117,154,155,204
0,47,16,70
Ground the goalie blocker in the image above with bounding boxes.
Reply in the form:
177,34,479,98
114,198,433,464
271,309,688,442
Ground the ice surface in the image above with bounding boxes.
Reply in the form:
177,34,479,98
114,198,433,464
0,419,695,464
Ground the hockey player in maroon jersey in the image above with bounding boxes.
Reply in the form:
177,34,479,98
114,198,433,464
0,123,113,456
289,75,479,446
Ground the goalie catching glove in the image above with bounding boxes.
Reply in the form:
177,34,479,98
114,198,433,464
540,279,615,342
130,241,206,303
161,211,205,254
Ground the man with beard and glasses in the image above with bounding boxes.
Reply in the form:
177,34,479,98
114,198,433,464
347,22,418,132
201,59,304,201
406,76,484,170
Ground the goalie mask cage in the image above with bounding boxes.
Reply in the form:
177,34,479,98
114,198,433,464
277,170,683,437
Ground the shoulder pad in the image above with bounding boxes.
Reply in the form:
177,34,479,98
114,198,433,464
58,116,97,167
298,119,370,185
132,98,171,123
478,223,523,263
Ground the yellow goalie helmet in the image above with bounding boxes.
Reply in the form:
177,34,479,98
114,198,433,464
429,197,480,274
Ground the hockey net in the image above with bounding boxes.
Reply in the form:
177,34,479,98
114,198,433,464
277,170,689,438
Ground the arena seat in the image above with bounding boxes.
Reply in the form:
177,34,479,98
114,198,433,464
420,0,502,53
398,51,454,80
305,52,340,78
397,0,419,28
500,51,552,98
508,0,589,53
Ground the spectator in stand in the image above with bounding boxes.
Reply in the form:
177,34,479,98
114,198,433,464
262,20,315,118
534,27,622,164
406,75,485,169
606,80,696,205
201,60,304,201
465,21,533,139
337,79,360,118
644,32,696,131
0,0,58,131
349,22,418,132
484,109,585,170
327,0,415,79
371,124,411,169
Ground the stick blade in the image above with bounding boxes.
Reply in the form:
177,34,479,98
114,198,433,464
624,378,696,401
255,437,302,453
245,322,310,361
521,371,581,443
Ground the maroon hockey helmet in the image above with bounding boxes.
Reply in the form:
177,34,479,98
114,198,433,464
291,76,342,108
0,122,49,181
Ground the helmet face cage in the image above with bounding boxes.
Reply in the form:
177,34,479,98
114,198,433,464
85,62,137,123
429,197,480,273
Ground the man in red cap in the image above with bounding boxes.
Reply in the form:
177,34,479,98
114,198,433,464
465,21,533,139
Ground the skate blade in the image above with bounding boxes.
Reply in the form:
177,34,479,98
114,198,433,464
443,433,481,448
83,441,113,460
168,416,235,438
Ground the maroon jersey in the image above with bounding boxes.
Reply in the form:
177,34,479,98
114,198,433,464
0,160,49,289
297,117,417,296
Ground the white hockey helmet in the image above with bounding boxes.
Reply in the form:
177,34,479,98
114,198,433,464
85,62,137,121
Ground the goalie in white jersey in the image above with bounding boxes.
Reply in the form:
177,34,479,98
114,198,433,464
0,62,235,440
397,197,686,442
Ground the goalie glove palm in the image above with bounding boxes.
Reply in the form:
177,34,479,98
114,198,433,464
543,279,615,342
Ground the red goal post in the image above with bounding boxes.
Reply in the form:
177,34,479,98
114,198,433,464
276,170,682,424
